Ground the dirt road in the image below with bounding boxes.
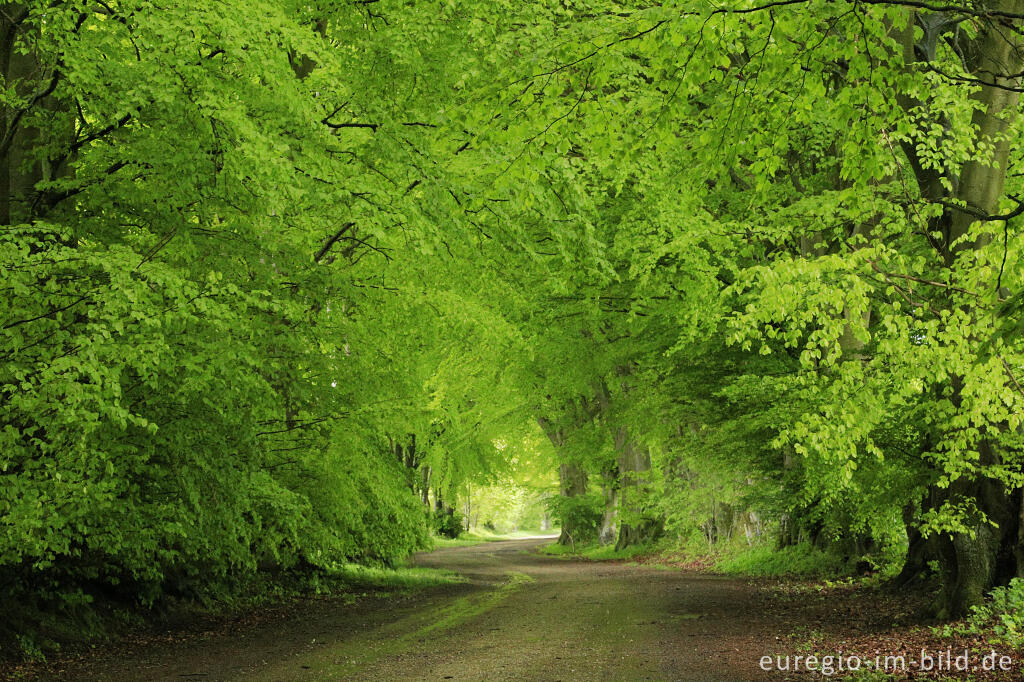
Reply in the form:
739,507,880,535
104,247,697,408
24,538,800,681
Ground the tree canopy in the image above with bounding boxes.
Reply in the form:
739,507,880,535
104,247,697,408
3,0,1024,653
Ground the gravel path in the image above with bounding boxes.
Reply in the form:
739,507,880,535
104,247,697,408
20,538,790,681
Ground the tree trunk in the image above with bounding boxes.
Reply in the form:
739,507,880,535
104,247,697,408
420,465,431,506
538,415,592,546
2,4,43,227
598,481,619,546
405,434,417,469
743,511,761,546
614,426,662,550
894,501,932,588
557,461,588,546
941,444,1022,617
936,3,1024,615
944,8,1022,262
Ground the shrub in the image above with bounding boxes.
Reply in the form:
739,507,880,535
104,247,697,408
545,493,602,545
943,578,1024,647
432,509,465,539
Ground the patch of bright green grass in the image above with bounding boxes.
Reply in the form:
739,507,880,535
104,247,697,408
432,535,491,548
538,542,576,557
541,536,860,579
584,543,651,560
329,564,465,590
432,528,557,548
539,541,653,561
714,543,850,578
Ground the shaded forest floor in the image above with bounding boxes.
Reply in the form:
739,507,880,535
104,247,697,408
4,537,1021,681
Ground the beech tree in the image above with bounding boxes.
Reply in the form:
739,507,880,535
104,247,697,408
4,0,1024,654
460,0,1024,614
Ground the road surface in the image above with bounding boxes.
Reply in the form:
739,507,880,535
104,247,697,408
25,538,791,681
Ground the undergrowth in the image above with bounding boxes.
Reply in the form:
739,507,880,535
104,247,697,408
1,562,463,663
539,541,656,561
935,577,1024,649
714,543,853,578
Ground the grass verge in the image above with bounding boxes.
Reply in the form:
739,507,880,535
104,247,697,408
537,536,864,580
713,542,853,578
538,540,655,561
431,528,557,548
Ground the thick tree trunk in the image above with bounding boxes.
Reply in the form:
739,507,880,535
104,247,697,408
614,426,662,550
941,445,1022,617
892,3,1024,616
2,4,43,227
945,6,1022,261
598,481,619,546
1015,490,1024,580
538,415,593,547
940,4,1024,614
420,465,431,506
556,461,588,546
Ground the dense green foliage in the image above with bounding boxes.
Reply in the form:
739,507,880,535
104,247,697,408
3,0,1024,657
0,0,531,653
941,577,1024,647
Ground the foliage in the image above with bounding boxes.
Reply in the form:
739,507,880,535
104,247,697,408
939,578,1024,648
465,484,550,534
431,509,466,540
545,492,603,546
715,543,853,579
5,0,1024,658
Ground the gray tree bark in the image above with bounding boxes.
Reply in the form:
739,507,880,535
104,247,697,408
895,2,1024,616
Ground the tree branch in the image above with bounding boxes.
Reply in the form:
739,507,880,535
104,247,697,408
314,222,355,263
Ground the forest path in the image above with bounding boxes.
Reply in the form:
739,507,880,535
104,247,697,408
336,538,781,681
27,538,790,681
